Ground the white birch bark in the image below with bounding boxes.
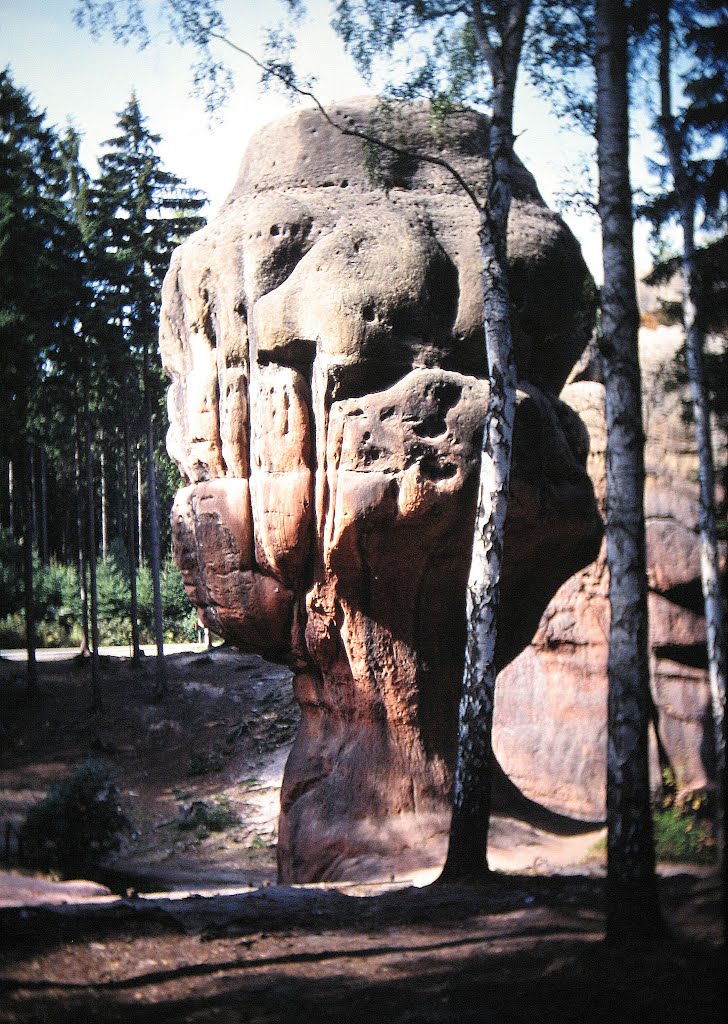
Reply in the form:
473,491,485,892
657,2,725,865
100,436,108,562
595,0,662,939
439,0,529,881
144,350,167,700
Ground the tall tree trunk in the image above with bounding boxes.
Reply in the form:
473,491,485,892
8,460,15,537
20,439,37,696
595,0,663,941
137,453,143,568
74,438,90,658
439,0,528,882
144,362,167,699
83,410,102,710
29,444,38,551
39,445,48,567
657,0,726,871
100,434,108,562
123,397,141,663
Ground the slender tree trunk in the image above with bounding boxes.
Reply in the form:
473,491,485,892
144,363,166,698
74,435,90,657
83,410,102,710
29,444,38,551
8,460,14,537
38,446,48,566
439,0,528,882
137,453,143,568
20,439,37,696
657,0,726,871
595,0,663,941
100,434,108,562
123,397,141,663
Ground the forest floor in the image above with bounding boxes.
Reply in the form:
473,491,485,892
0,648,724,1023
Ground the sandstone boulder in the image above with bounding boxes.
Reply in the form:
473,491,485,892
160,99,602,881
492,336,725,821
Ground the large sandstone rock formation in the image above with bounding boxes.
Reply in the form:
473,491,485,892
160,99,604,881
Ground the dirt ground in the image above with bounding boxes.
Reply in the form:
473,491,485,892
0,649,724,1023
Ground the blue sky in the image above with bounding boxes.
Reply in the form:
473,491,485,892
1,0,660,281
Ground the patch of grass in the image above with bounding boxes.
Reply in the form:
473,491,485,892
587,774,717,866
653,804,715,864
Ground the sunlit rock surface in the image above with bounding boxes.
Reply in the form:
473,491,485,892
160,98,604,881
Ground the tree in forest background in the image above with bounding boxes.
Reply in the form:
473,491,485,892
1,70,205,702
0,68,86,694
85,92,205,696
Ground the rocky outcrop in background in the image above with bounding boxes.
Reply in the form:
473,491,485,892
161,99,603,881
493,328,725,820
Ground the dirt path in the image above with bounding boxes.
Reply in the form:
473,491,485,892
0,649,723,1023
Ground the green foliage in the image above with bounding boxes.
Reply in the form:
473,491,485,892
20,758,130,877
176,797,240,839
0,536,196,647
652,768,716,865
0,527,23,618
653,803,715,864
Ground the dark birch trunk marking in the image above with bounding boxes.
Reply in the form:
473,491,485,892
596,0,663,940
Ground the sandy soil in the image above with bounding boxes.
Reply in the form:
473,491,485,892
0,648,723,1023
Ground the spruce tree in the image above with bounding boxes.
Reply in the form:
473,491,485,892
90,93,205,697
0,69,85,692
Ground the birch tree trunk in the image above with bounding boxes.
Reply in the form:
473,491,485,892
74,437,90,658
20,440,37,696
123,395,141,663
439,0,528,883
595,0,663,941
39,445,48,567
8,460,14,537
137,454,143,568
100,435,108,562
657,0,725,869
83,410,102,710
143,355,167,699
29,444,38,552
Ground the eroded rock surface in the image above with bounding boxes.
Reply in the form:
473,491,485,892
161,99,602,881
493,334,725,821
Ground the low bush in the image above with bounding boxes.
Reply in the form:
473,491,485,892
177,798,240,841
20,758,130,877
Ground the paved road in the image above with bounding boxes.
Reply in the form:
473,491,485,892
0,643,206,662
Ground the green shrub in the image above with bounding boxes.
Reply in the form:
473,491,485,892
20,758,130,877
0,528,24,618
652,767,716,865
653,804,715,864
177,798,240,836
0,539,197,649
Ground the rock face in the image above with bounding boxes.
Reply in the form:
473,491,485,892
160,99,603,881
492,332,725,821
